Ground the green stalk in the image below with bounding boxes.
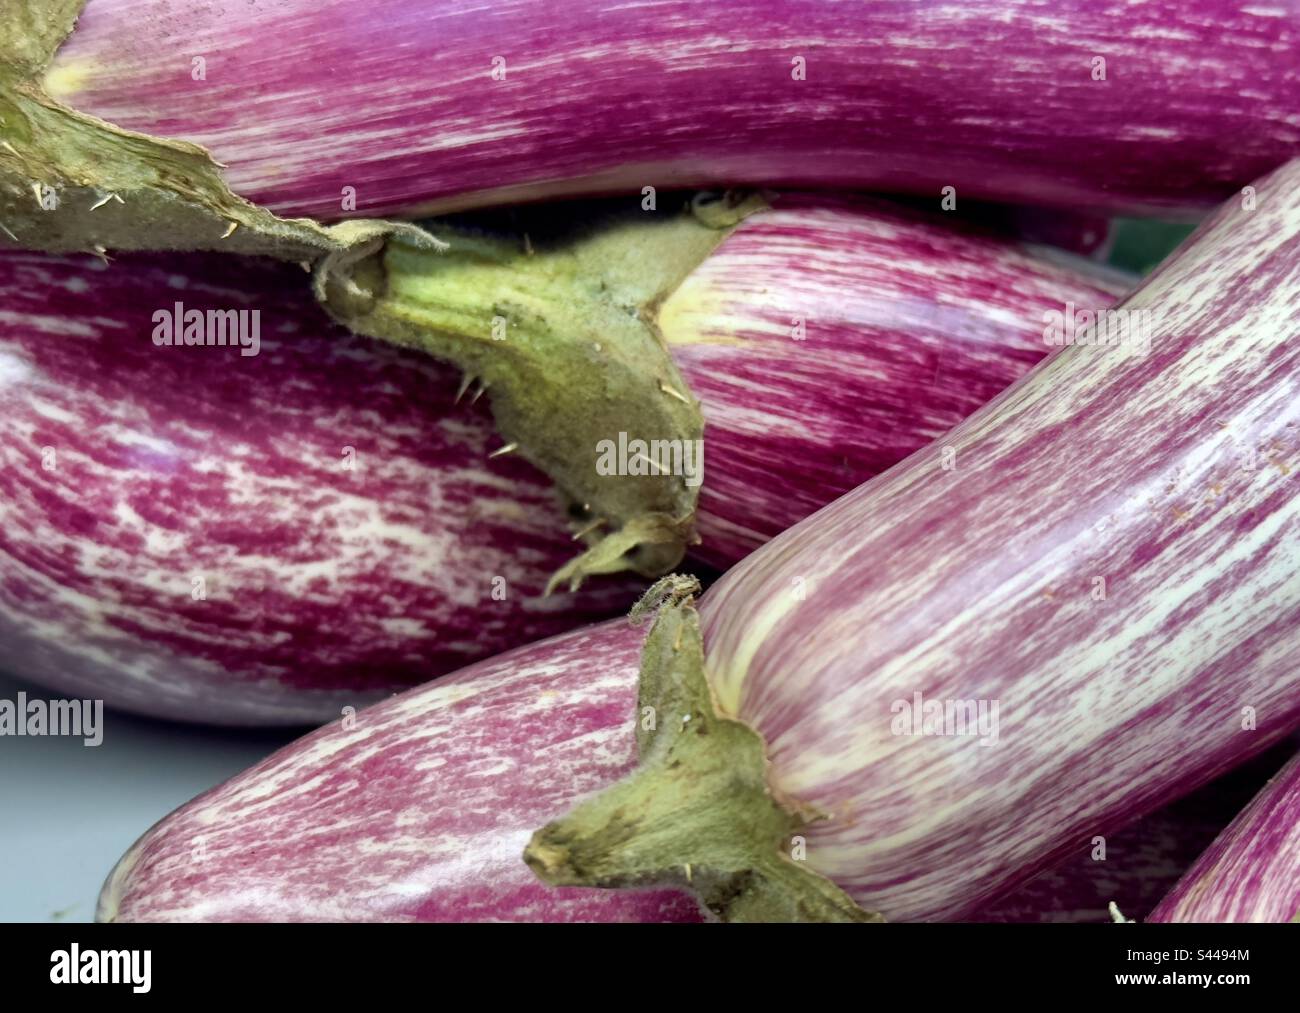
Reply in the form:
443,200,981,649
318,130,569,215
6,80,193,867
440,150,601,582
317,195,765,589
523,576,882,921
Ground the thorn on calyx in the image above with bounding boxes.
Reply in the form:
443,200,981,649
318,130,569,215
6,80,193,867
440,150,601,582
571,518,607,541
89,192,124,211
659,380,690,405
629,573,702,625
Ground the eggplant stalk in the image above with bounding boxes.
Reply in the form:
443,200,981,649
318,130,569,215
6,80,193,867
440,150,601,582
320,193,766,587
526,576,880,921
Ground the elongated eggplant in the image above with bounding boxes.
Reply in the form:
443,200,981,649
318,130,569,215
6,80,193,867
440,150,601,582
0,252,638,725
97,623,704,921
1,198,1121,724
523,160,1300,920
40,0,1300,220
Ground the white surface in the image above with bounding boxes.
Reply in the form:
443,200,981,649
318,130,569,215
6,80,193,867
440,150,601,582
0,670,299,922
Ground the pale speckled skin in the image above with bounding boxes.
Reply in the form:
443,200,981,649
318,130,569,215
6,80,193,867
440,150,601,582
669,193,1128,566
47,0,1300,220
99,621,703,922
700,160,1300,921
1149,750,1300,921
0,252,639,724
0,201,1120,724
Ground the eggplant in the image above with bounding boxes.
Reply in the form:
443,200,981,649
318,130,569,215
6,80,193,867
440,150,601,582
97,622,703,921
982,741,1300,922
526,158,1300,921
1148,750,1300,922
0,251,637,724
40,0,1300,220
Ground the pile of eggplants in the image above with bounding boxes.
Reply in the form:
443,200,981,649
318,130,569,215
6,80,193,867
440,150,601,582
0,0,1297,923
98,159,1300,922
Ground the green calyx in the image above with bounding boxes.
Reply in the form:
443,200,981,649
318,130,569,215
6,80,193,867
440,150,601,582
1,0,440,262
317,194,767,590
523,575,883,922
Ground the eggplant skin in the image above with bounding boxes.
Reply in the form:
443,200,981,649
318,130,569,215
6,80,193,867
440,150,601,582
99,621,702,923
981,742,1300,923
0,252,638,725
50,0,1300,220
1148,749,1300,922
671,193,1128,567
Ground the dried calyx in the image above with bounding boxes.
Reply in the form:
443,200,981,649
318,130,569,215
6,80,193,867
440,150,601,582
1,0,437,262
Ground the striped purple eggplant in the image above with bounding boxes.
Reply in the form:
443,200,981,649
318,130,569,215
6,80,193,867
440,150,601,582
1148,750,1300,922
100,162,1300,921
0,198,1122,724
94,632,1289,923
43,0,1300,220
0,251,639,725
656,194,1131,566
523,159,1300,920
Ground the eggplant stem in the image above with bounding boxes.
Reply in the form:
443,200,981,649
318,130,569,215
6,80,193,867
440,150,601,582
320,198,765,590
523,580,882,923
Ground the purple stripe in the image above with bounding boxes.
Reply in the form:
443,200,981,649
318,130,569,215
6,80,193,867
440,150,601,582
98,621,702,922
697,160,1300,920
49,0,1300,219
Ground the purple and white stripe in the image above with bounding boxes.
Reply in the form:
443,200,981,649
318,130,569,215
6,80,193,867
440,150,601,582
981,742,1300,922
47,0,1300,220
97,622,702,922
99,163,1300,921
674,194,1129,565
0,252,638,725
698,159,1300,920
